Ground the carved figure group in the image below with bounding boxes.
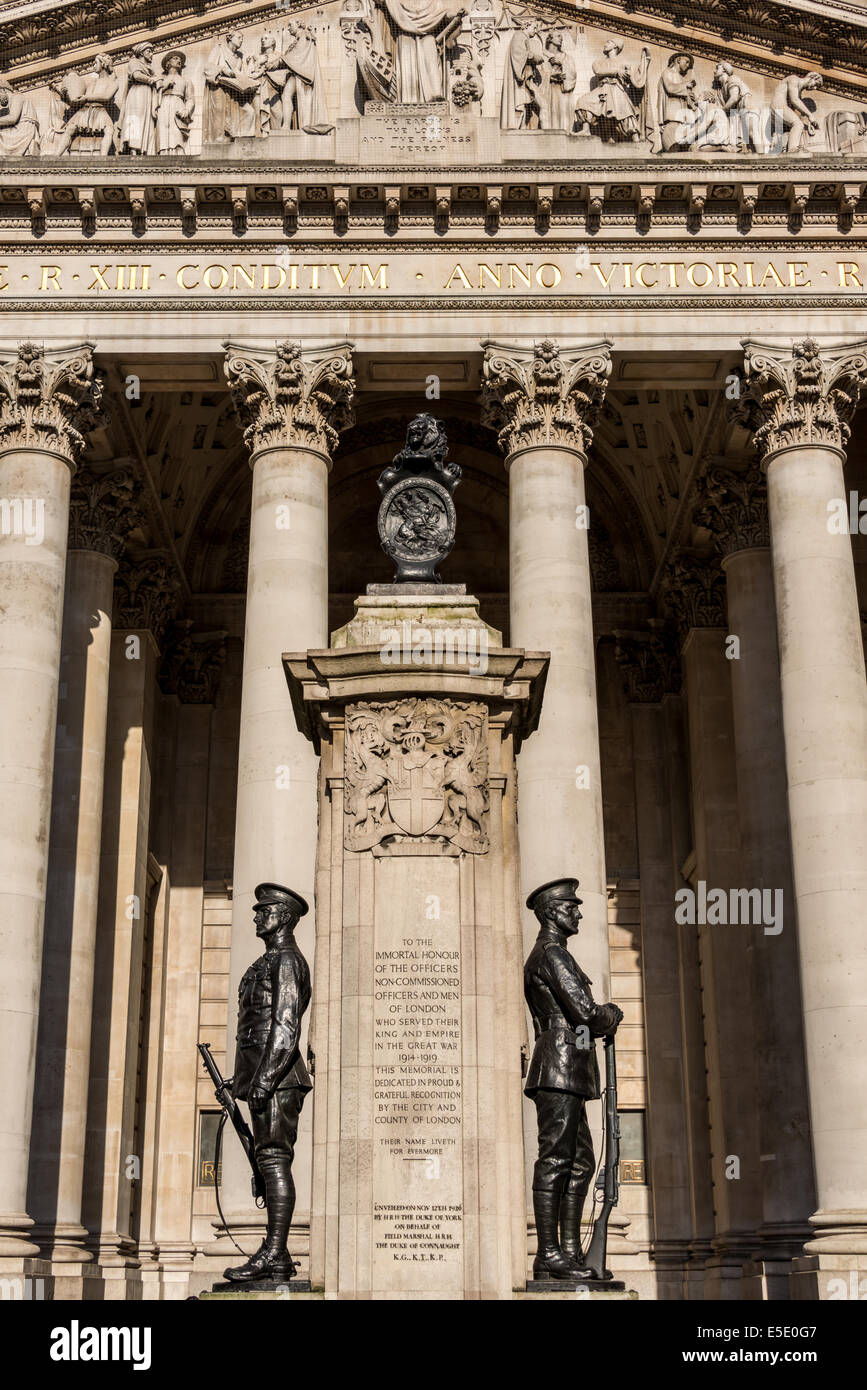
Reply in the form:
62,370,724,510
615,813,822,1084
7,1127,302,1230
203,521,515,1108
0,8,862,160
204,24,332,140
42,48,195,156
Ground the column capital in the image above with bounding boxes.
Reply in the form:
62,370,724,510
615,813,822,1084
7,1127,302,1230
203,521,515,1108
160,620,227,705
692,458,769,557
114,553,180,647
223,340,355,459
662,552,727,642
614,624,682,704
481,338,613,457
0,342,106,467
68,464,144,562
741,336,867,461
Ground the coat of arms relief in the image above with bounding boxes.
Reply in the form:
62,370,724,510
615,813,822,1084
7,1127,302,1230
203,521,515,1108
344,699,489,854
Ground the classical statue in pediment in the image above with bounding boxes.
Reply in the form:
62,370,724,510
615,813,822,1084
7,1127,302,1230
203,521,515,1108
118,42,159,155
574,37,652,143
203,30,262,141
341,0,464,105
0,76,40,157
155,51,195,155
50,54,123,158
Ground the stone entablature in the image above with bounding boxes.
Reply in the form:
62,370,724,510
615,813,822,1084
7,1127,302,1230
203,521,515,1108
2,1,867,163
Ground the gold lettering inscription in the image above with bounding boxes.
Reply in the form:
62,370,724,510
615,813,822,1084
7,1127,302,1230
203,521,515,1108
177,264,198,289
40,266,62,291
444,263,472,290
88,265,111,291
479,263,502,289
360,264,388,290
592,262,618,288
331,263,356,289
0,265,7,292
839,261,863,287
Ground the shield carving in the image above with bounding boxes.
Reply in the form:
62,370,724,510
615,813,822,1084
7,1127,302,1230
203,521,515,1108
386,750,446,836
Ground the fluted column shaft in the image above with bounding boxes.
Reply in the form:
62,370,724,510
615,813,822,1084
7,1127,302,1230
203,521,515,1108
0,343,102,1257
743,337,867,1267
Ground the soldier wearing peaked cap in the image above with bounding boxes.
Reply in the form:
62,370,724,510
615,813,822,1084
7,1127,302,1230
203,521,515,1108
224,883,312,1283
524,877,623,1280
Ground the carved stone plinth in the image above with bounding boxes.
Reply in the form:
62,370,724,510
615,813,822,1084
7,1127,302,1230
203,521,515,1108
285,596,547,1299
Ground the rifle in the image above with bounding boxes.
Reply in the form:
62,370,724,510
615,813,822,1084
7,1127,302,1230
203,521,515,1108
583,1033,620,1281
197,1042,266,1206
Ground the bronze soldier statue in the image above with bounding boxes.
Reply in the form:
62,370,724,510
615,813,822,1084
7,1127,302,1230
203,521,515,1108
524,878,623,1280
224,882,312,1283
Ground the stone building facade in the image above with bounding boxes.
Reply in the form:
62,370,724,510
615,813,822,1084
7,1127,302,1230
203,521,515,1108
0,0,866,1299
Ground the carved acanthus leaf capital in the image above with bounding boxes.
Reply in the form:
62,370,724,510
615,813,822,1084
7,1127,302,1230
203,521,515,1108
160,619,227,705
68,464,144,560
481,339,612,456
662,553,727,638
614,623,682,703
0,342,106,466
224,340,355,458
742,337,867,460
114,553,180,645
691,459,769,556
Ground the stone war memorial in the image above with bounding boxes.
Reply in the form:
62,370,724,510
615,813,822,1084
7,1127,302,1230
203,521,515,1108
1,0,867,1312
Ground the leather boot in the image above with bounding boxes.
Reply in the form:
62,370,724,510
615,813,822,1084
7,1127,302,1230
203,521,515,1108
532,1189,581,1280
223,1154,297,1283
559,1187,594,1278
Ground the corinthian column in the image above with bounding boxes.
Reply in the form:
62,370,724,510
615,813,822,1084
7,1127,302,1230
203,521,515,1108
218,341,354,1248
692,460,815,1296
742,338,867,1291
482,338,612,991
28,465,143,1281
0,343,103,1258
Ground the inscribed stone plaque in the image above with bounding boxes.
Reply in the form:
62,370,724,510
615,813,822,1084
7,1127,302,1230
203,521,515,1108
371,855,463,1295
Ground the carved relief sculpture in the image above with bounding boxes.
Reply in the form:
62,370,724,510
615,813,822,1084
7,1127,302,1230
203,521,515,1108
203,30,261,141
279,21,333,133
345,699,489,854
769,71,822,153
501,20,546,130
118,42,158,155
52,55,122,158
155,51,195,155
377,414,461,582
575,37,652,143
655,51,698,152
544,31,576,133
0,74,40,156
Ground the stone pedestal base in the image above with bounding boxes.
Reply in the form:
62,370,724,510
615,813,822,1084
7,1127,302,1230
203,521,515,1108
516,1285,639,1301
201,1281,321,1302
790,1253,867,1301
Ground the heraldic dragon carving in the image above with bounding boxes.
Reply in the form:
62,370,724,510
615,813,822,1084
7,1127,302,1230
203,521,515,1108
344,698,489,854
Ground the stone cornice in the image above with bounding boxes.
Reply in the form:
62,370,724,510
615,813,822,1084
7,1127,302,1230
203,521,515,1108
224,340,355,458
68,462,144,559
0,342,104,465
481,339,613,456
742,336,867,458
691,459,770,555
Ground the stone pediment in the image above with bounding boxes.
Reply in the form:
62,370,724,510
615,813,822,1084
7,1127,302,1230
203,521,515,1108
1,0,867,164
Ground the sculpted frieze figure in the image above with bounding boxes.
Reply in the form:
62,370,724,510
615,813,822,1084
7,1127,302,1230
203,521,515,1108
50,54,122,157
544,31,576,133
0,74,40,156
655,51,699,152
574,37,651,143
825,108,867,154
118,42,158,154
769,71,822,153
500,19,546,130
710,62,761,153
341,0,459,105
345,700,489,854
204,30,261,141
155,51,195,155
